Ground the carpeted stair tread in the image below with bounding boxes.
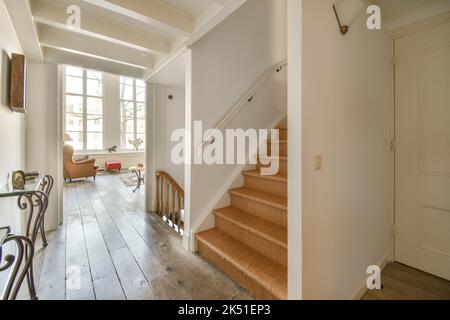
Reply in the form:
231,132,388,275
196,229,287,300
215,206,287,249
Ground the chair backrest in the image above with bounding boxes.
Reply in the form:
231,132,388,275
63,144,74,165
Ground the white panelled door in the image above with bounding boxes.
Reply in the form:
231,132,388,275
395,19,450,281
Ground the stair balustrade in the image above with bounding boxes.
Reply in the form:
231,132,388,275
155,171,184,235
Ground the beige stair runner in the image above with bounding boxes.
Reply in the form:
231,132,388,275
196,124,288,300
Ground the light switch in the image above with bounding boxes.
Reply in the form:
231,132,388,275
313,156,322,171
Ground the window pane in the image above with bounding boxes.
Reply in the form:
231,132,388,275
87,70,102,80
136,87,145,102
66,95,83,113
87,132,103,150
66,132,83,151
87,97,103,114
66,113,83,131
120,76,133,85
137,134,145,150
136,103,145,118
136,79,145,87
120,84,134,100
121,134,135,150
66,66,83,77
87,79,102,97
87,115,102,132
120,101,134,118
66,76,83,94
137,119,145,134
121,117,134,133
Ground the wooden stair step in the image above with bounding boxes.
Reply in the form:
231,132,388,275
277,128,287,140
229,187,287,211
229,187,287,227
196,229,287,300
242,170,287,197
257,156,287,174
268,140,287,157
242,170,287,183
215,206,287,249
215,207,287,266
258,156,287,162
215,207,287,247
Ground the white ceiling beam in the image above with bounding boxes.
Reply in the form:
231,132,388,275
193,1,223,30
4,0,43,62
188,0,248,45
208,0,232,6
83,0,193,37
43,47,143,78
31,0,168,55
39,25,152,69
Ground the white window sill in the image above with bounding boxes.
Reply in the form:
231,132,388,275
75,151,145,157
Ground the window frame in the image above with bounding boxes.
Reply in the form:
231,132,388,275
63,66,105,153
120,77,145,151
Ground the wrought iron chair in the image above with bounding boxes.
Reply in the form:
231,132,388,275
37,175,54,247
0,227,35,300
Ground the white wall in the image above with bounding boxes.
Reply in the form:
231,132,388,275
186,0,287,249
146,84,186,212
103,72,121,150
0,0,26,292
26,62,62,231
287,0,302,300
0,1,25,231
302,0,393,299
154,84,185,185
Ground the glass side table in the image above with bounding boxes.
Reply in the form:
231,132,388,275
129,166,145,193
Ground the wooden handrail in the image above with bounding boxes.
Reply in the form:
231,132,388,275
156,171,184,235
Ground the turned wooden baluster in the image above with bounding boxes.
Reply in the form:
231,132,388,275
165,182,169,221
177,195,182,231
155,171,185,234
156,174,160,216
161,176,165,218
172,188,176,227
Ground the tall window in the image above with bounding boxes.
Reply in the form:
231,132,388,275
65,66,104,151
120,77,145,151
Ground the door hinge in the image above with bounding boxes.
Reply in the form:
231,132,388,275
392,55,396,67
390,139,396,152
390,226,396,238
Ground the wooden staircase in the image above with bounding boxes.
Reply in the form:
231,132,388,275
196,124,288,300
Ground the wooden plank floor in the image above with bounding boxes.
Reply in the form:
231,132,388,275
17,174,450,300
362,262,450,300
24,173,252,300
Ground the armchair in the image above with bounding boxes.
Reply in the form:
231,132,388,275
63,145,97,182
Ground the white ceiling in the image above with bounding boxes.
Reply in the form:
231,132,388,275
376,0,448,20
159,0,211,16
4,0,241,79
149,52,186,88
